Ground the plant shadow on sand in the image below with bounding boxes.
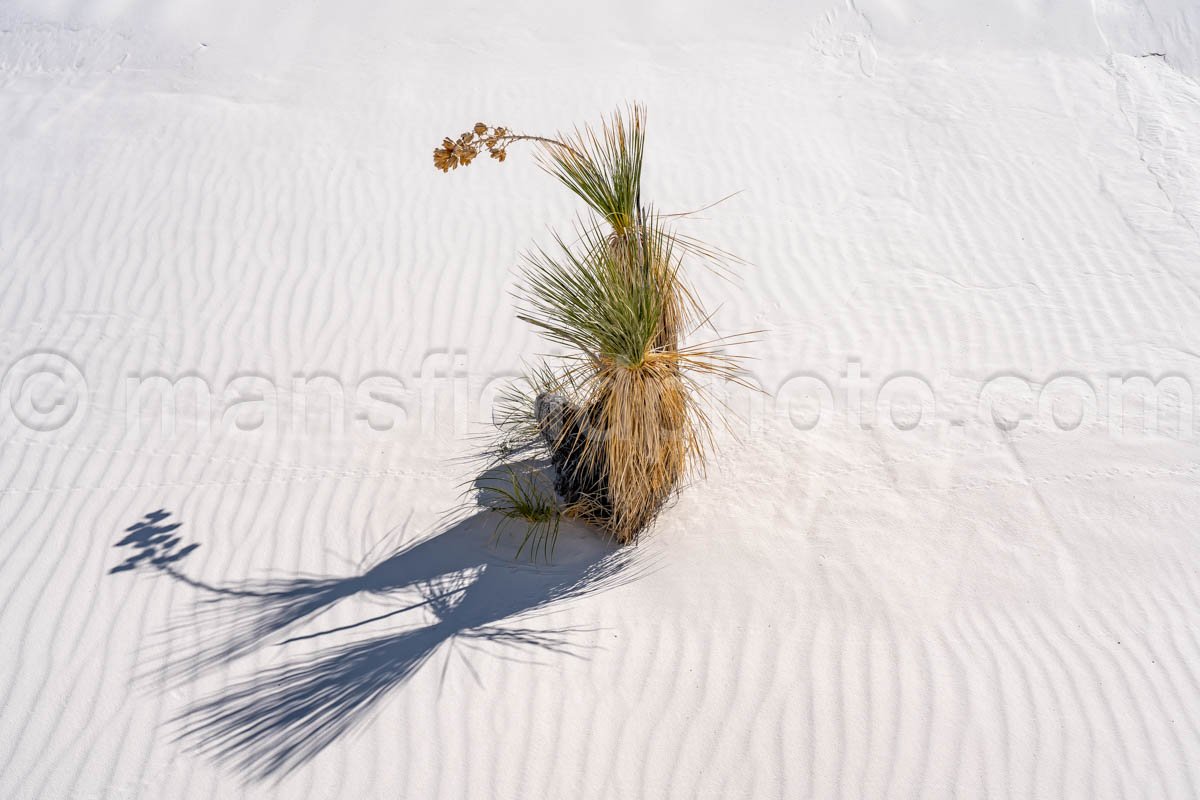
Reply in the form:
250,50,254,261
112,463,644,781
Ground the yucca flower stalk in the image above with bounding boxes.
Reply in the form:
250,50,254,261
435,105,746,545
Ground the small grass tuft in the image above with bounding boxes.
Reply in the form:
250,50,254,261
482,467,563,562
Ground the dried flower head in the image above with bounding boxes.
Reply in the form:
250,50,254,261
432,123,531,172
432,137,459,172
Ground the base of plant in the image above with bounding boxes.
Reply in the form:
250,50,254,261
534,392,612,515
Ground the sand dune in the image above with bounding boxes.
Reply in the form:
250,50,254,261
1,1,1199,797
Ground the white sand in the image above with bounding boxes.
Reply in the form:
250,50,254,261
2,1,1199,797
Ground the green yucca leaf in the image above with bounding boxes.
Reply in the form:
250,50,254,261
537,105,645,234
516,213,685,369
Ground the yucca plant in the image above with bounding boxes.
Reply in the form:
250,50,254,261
435,105,746,545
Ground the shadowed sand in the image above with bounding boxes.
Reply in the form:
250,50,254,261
110,505,641,780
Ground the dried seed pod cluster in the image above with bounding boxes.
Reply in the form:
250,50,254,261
433,123,510,171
